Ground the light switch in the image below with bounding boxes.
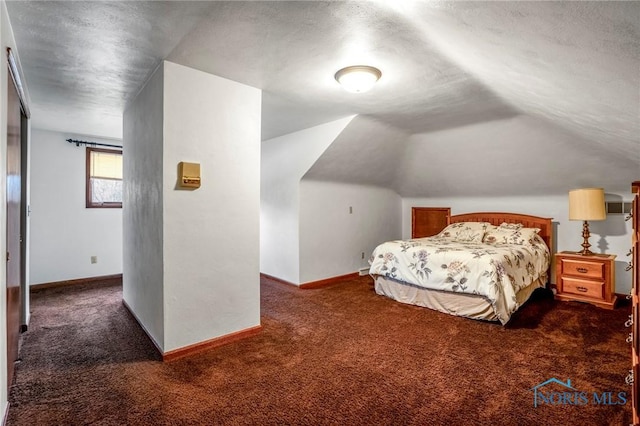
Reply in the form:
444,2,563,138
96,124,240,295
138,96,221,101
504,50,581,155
178,162,201,189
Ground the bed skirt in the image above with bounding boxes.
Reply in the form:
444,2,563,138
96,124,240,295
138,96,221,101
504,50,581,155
372,274,546,323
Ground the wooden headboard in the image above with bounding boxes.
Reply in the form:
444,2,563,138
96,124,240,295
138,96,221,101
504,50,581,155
450,212,554,252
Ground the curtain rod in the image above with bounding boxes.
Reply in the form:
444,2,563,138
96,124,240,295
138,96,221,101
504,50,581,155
66,138,122,149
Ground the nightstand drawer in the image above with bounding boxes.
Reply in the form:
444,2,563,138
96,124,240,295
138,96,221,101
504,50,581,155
554,251,616,309
561,277,604,300
560,258,605,279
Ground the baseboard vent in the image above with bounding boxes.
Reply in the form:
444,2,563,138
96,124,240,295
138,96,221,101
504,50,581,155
358,267,370,276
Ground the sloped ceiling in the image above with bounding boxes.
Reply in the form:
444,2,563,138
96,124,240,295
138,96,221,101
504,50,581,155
303,116,409,188
6,1,640,195
412,1,640,159
395,114,639,197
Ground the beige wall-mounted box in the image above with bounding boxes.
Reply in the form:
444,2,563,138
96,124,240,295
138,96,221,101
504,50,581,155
178,162,201,189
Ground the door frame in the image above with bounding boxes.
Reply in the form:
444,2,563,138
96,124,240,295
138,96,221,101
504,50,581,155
19,113,28,332
6,47,30,387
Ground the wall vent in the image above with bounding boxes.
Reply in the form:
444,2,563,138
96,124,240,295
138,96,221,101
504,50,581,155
606,201,623,214
606,201,633,215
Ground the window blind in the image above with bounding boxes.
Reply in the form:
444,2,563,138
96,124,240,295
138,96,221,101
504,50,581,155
90,151,122,180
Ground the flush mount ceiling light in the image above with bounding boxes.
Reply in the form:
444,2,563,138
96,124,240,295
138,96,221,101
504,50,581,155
334,65,382,93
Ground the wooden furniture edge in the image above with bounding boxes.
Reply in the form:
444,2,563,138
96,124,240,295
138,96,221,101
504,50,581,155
450,212,553,253
299,272,359,289
631,180,640,425
31,273,123,292
261,272,360,289
162,325,263,362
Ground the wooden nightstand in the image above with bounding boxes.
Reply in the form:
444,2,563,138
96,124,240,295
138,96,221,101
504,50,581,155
554,251,617,309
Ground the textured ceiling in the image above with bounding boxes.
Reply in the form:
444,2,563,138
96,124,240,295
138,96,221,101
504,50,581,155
5,1,640,194
5,1,213,138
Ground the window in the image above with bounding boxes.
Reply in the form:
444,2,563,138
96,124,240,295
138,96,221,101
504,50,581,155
86,147,122,208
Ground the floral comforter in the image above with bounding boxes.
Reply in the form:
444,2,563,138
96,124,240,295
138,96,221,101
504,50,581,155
369,236,550,324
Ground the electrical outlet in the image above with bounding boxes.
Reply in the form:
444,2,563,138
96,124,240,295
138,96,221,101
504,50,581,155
361,252,365,259
349,206,353,214
91,256,97,264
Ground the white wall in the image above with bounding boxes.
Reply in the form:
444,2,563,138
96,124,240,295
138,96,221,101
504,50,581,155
123,63,165,349
300,180,401,283
162,61,261,352
29,128,122,285
124,61,262,353
260,117,354,284
402,194,634,294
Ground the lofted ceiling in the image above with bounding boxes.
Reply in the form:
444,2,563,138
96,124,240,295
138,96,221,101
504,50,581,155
5,1,640,194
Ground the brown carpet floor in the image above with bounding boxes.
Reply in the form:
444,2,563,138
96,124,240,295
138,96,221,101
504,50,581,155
7,275,632,425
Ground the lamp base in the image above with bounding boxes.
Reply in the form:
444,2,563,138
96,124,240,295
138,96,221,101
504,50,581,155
578,220,594,256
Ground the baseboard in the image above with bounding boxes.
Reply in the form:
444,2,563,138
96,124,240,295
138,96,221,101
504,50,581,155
121,299,164,358
30,274,122,292
615,292,632,301
260,273,296,287
261,272,360,289
162,325,263,362
2,401,8,426
299,272,359,289
122,299,262,362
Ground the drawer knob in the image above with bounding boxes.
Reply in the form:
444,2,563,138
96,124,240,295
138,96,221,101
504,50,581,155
626,262,633,272
626,315,634,327
576,267,588,273
626,370,634,385
576,286,588,292
627,333,633,344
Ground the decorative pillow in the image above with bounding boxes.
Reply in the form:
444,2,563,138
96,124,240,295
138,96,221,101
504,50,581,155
498,222,522,230
483,226,541,245
437,222,492,243
529,233,547,248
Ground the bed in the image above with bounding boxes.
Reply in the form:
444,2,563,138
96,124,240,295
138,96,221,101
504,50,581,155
369,212,553,325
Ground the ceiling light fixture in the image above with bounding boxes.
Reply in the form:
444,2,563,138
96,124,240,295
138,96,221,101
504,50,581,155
334,65,382,93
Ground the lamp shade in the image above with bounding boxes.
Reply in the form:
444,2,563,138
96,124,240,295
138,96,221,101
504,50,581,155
569,188,606,221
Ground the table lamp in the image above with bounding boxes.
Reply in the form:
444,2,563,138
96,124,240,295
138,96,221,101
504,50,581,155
568,188,606,255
